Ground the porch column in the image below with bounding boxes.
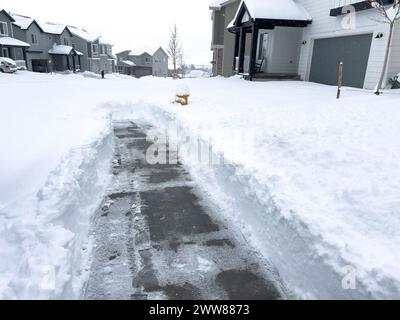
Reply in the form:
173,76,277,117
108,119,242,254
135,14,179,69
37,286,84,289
78,55,81,71
233,31,240,72
66,55,70,70
238,27,246,73
22,48,28,69
72,54,76,73
249,23,259,79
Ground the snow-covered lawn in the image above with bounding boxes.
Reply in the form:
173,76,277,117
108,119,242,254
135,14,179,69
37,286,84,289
0,71,399,299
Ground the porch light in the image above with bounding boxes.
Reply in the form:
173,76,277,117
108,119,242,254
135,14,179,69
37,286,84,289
301,41,307,45
375,33,384,39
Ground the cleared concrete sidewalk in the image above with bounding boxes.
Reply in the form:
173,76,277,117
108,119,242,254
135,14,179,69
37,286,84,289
84,121,285,300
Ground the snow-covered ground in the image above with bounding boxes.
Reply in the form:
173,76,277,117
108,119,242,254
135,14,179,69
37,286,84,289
0,71,399,299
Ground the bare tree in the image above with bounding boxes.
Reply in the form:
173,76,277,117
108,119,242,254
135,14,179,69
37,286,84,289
178,50,186,78
368,0,400,94
167,24,183,79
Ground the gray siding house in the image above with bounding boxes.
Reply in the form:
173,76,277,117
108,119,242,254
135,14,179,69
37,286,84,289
12,14,49,72
0,9,30,68
68,27,115,74
209,0,400,89
152,47,169,77
116,47,168,78
210,0,240,77
2,8,115,74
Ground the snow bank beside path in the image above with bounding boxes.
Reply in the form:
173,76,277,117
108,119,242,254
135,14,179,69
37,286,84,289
0,72,114,299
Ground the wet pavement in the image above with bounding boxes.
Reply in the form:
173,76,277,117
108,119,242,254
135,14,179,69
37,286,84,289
84,121,284,300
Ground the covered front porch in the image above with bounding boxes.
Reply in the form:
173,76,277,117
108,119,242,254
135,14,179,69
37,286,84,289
228,0,312,80
48,44,83,72
0,37,30,69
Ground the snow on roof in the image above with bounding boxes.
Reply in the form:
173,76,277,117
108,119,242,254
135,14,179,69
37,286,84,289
128,48,153,56
0,37,30,47
39,21,66,35
237,0,312,21
128,46,165,56
48,44,74,55
209,0,235,10
99,36,113,46
11,13,34,30
68,26,100,42
121,60,136,67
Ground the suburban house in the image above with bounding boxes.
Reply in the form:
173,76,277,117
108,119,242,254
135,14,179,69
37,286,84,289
209,0,400,89
0,9,30,69
68,27,116,74
0,8,115,74
152,47,169,77
116,47,168,78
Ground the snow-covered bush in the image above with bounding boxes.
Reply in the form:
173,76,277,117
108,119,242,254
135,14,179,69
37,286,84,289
389,72,400,89
81,71,101,79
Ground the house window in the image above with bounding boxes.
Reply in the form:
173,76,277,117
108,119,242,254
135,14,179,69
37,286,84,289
145,57,151,63
31,34,38,44
92,44,99,56
63,38,69,46
1,48,9,58
100,45,106,55
0,21,8,36
72,43,76,49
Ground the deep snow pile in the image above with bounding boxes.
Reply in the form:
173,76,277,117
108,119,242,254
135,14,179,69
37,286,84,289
1,71,400,299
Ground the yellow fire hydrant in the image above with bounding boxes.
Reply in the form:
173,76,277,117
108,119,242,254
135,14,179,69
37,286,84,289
175,84,190,106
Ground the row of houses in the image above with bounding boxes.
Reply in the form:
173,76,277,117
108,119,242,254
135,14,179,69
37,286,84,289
116,47,169,78
209,0,400,89
0,8,115,74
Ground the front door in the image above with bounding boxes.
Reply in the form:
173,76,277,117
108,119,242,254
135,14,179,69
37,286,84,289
257,33,269,72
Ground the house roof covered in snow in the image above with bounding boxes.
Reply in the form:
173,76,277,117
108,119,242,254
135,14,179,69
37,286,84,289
11,13,34,30
121,60,136,67
48,44,82,55
209,0,237,10
128,48,153,57
234,0,312,22
98,36,114,46
128,46,167,57
38,21,67,35
0,37,30,47
68,26,100,42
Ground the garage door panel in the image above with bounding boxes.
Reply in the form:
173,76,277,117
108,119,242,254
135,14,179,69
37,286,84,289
309,34,373,88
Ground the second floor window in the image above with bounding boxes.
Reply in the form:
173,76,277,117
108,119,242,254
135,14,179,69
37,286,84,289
100,45,106,55
63,38,69,46
31,34,38,44
145,57,151,63
0,21,8,36
92,44,99,56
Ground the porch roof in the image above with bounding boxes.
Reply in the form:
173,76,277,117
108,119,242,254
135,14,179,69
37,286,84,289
48,45,83,56
121,60,136,67
0,37,30,48
229,0,312,31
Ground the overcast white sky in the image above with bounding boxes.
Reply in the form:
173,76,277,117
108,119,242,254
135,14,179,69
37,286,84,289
1,0,213,66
